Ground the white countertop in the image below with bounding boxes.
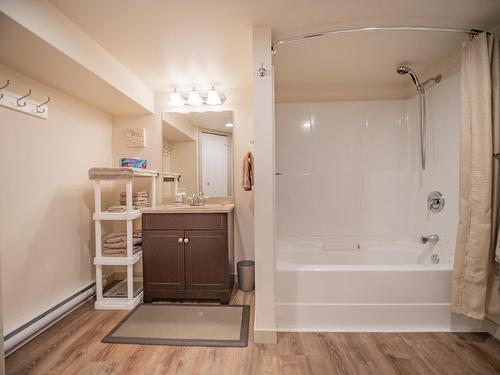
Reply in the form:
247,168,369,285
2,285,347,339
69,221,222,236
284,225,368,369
142,203,234,214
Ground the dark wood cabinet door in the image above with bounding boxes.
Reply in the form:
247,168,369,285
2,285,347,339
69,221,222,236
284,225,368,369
184,230,228,290
143,230,185,290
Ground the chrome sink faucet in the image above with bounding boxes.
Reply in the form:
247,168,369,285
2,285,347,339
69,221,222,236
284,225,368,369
189,192,205,206
420,234,439,244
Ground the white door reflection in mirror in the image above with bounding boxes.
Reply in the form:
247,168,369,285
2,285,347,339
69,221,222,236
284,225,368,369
201,132,229,196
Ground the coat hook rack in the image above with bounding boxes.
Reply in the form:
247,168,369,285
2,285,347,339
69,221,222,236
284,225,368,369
0,80,10,98
0,80,49,119
16,89,32,107
36,97,50,113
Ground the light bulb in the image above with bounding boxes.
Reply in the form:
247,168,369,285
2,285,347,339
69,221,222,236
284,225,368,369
206,86,223,105
168,89,184,107
225,123,234,128
187,88,204,106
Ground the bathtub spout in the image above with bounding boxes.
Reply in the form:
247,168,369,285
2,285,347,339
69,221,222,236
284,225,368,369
420,234,439,244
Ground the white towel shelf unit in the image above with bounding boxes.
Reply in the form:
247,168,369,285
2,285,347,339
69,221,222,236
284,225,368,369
89,167,158,310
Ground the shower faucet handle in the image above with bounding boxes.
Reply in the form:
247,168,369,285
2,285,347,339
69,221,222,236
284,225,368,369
427,191,445,213
420,234,439,244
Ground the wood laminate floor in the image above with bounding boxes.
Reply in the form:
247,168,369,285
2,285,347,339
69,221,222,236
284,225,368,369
6,288,500,375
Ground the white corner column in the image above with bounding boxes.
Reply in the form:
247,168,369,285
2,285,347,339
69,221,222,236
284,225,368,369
252,27,277,344
0,237,5,375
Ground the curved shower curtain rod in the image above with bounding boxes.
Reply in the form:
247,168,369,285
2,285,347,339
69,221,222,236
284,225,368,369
271,26,484,54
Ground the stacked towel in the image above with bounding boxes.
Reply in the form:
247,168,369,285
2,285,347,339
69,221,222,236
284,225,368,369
102,231,142,256
107,205,128,213
119,190,149,208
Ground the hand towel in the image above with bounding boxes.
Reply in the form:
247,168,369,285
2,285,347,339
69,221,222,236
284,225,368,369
242,151,254,191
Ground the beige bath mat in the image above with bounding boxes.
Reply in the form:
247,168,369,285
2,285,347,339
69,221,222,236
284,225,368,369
102,304,250,347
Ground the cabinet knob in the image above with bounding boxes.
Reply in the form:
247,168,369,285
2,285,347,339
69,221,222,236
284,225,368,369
178,238,183,243
184,238,189,244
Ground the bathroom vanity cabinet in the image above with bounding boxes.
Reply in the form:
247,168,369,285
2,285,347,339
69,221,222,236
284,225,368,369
142,210,234,303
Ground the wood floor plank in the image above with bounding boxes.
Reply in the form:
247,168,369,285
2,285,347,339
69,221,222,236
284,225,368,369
6,289,500,375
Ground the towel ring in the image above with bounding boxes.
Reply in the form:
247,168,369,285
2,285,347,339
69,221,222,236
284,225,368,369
36,97,50,113
17,89,32,107
0,80,10,99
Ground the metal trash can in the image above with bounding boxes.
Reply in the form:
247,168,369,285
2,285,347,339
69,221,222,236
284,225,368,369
237,260,255,292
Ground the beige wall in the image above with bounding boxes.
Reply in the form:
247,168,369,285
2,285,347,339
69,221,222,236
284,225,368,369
227,90,255,263
111,102,163,205
0,64,113,333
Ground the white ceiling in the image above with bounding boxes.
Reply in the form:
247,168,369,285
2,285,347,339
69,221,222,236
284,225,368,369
46,0,500,99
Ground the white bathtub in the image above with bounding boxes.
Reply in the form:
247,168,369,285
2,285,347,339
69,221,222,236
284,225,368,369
275,237,484,332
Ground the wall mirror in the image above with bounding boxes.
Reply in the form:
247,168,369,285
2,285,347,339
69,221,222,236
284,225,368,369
162,111,234,200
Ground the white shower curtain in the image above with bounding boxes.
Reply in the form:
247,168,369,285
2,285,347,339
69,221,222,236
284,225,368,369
452,32,500,320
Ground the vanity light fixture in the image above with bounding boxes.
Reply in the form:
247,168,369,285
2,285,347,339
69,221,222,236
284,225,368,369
168,88,185,107
187,88,204,106
206,86,223,105
168,86,226,107
303,122,311,128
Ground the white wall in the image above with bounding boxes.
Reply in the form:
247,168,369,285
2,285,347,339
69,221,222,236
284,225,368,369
275,74,460,252
0,64,113,334
252,27,276,343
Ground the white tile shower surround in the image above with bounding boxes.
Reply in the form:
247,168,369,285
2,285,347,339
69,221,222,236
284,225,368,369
276,74,459,248
274,74,481,331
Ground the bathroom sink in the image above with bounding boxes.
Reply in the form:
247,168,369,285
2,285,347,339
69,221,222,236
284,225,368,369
142,203,234,213
175,204,224,209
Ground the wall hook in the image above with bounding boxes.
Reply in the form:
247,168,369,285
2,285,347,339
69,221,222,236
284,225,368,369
0,80,10,99
257,63,270,78
36,97,50,113
17,89,32,107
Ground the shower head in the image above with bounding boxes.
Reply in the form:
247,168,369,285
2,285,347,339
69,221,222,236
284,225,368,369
396,65,422,92
396,66,411,75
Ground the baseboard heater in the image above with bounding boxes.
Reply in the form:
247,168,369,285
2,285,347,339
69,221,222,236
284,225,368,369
4,282,96,356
